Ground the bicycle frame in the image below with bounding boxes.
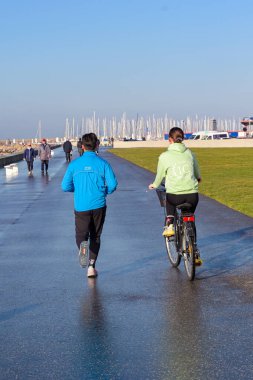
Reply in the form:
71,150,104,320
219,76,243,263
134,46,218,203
168,204,197,280
156,187,198,280
175,208,196,250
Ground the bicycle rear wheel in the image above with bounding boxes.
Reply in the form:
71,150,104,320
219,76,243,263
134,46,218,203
165,232,181,267
183,225,195,280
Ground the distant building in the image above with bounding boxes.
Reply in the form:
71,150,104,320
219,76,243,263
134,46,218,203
209,118,217,131
241,117,253,127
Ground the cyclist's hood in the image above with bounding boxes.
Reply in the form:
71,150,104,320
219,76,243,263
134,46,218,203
168,142,187,153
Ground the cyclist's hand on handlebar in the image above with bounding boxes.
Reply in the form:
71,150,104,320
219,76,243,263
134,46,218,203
148,184,155,190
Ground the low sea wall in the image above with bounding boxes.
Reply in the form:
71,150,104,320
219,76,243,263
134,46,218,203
0,145,61,168
0,153,24,168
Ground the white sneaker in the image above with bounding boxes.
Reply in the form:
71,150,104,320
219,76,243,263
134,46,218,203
87,266,98,278
163,224,175,237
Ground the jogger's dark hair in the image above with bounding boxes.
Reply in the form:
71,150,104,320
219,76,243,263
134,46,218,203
82,133,98,151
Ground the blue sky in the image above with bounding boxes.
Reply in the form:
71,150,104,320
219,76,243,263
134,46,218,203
1,0,253,138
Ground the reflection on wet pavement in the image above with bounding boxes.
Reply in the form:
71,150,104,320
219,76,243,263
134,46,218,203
1,148,253,379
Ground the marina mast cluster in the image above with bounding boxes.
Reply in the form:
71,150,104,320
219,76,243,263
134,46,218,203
64,113,248,140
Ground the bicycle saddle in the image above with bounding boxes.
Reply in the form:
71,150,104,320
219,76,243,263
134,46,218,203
176,202,192,211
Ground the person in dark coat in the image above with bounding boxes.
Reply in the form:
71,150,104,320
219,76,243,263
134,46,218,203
63,139,73,162
23,143,36,175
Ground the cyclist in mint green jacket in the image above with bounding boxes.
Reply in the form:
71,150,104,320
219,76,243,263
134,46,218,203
149,127,202,263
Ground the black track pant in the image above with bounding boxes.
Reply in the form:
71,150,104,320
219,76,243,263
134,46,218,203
166,193,199,217
74,206,106,261
41,160,49,172
65,152,71,162
26,160,34,171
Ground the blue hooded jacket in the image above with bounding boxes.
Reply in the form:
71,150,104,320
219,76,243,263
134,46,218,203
23,148,36,161
61,151,117,211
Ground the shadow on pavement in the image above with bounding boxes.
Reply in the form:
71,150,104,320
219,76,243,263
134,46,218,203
197,226,253,279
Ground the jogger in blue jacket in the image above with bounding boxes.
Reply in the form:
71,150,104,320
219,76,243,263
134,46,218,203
62,133,117,278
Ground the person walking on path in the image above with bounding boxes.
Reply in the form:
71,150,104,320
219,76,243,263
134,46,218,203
96,139,100,154
38,138,51,174
77,138,83,156
23,143,36,175
63,139,72,162
148,127,202,265
61,133,118,278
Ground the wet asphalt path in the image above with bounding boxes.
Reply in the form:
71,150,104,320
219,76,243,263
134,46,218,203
0,148,253,380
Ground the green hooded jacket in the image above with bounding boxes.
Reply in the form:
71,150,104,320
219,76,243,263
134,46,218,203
153,143,200,194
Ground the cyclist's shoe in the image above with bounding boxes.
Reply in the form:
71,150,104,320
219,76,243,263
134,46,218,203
79,241,88,268
195,257,203,266
163,224,175,237
87,266,98,278
194,249,203,266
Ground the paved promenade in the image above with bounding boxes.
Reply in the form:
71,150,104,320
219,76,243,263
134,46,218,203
1,148,253,379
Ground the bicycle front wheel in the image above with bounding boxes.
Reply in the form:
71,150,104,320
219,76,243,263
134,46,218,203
165,234,181,267
183,226,195,280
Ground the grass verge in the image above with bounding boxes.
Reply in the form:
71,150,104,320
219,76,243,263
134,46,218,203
110,147,253,218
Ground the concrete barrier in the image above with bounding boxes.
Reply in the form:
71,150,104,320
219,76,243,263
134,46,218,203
4,163,19,176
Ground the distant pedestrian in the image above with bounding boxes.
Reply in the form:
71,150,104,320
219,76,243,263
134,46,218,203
96,139,100,154
77,138,83,156
23,143,36,175
63,139,72,162
38,138,51,174
61,133,118,278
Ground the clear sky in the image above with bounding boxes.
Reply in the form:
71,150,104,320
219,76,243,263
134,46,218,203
1,0,253,138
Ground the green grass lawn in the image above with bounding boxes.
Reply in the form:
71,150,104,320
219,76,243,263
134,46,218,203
111,147,253,218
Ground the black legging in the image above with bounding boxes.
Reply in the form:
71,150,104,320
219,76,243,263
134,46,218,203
74,206,106,261
166,193,199,217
